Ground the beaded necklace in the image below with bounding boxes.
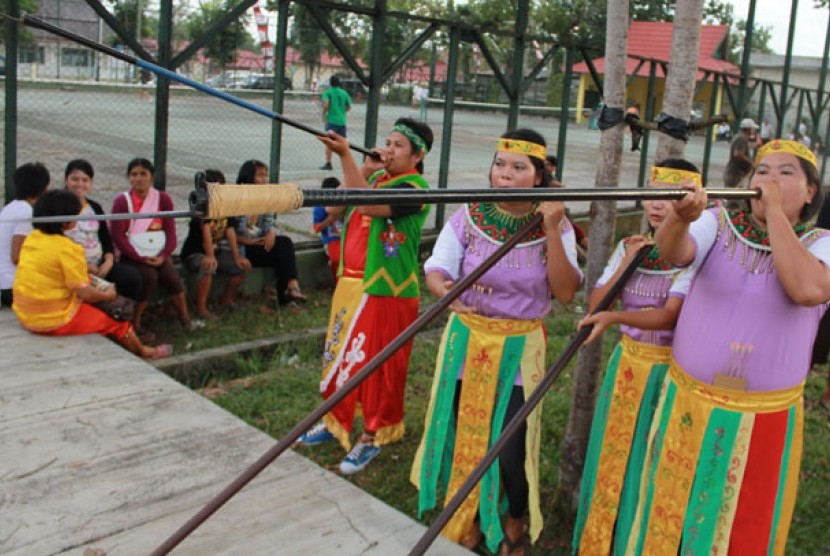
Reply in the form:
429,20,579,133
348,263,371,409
467,202,546,243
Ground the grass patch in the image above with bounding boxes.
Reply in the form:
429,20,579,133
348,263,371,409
157,287,830,554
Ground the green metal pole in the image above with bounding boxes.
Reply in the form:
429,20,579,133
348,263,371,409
777,0,799,137
736,0,757,120
637,60,657,188
506,0,529,131
702,77,720,183
436,26,461,228
269,0,290,182
364,0,386,149
813,7,830,140
555,48,573,182
4,0,19,203
429,41,437,97
152,0,172,190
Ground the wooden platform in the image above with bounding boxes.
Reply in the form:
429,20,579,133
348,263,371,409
0,311,467,555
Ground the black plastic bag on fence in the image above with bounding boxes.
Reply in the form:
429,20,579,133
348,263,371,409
655,112,690,142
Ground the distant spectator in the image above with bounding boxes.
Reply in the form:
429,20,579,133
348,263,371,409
412,81,429,122
723,118,761,198
110,158,194,341
63,159,142,302
235,160,307,310
716,122,731,142
181,169,251,318
139,68,153,101
320,75,352,170
312,176,343,284
0,162,50,307
12,190,171,359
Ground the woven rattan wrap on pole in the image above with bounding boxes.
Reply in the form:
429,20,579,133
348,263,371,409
206,183,305,218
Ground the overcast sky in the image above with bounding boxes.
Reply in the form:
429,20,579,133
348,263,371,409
727,0,830,57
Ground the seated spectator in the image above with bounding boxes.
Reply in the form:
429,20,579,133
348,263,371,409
181,169,251,318
0,162,50,307
63,159,143,302
110,158,194,341
312,176,343,284
716,122,731,142
12,190,171,359
235,160,307,310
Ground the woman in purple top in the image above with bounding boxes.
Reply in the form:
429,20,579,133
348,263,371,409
628,140,830,555
410,129,581,555
571,159,700,555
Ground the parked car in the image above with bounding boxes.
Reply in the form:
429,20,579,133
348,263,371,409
238,74,293,91
205,72,248,89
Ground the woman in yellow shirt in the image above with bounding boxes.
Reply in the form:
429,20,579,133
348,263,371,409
13,190,171,359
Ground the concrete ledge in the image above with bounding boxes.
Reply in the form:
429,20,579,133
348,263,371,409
0,311,468,555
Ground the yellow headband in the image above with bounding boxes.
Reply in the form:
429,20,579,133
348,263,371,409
649,166,703,187
497,138,547,161
755,139,817,170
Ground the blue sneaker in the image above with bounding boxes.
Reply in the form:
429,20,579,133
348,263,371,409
297,423,334,446
339,440,381,474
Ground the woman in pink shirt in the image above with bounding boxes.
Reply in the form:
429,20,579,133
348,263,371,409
110,158,193,340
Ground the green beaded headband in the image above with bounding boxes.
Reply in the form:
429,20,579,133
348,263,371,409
393,123,429,153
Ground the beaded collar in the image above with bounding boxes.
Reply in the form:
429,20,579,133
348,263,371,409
623,236,673,272
467,202,546,243
726,209,811,250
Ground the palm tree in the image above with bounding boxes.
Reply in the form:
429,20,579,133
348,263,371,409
557,0,630,511
654,0,706,161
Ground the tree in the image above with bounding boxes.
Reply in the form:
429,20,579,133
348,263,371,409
0,0,38,46
289,3,327,88
703,1,773,64
654,0,706,161
558,0,630,513
110,0,158,45
185,0,254,73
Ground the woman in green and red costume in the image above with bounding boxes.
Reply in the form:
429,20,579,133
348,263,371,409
296,117,433,475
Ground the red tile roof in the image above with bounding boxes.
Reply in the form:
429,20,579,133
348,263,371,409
573,21,739,81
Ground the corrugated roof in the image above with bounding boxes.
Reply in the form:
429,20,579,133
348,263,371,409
573,20,739,81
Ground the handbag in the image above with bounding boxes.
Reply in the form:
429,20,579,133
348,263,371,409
122,191,166,257
129,231,166,257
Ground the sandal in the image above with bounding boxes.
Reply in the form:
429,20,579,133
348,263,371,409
147,343,173,360
499,518,529,556
284,285,307,303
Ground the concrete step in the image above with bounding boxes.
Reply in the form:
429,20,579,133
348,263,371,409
0,311,468,556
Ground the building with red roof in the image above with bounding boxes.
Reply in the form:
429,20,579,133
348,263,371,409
572,21,740,124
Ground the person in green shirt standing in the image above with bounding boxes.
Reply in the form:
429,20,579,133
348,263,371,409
320,75,352,170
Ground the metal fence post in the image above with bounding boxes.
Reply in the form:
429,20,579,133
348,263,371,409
4,0,20,202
